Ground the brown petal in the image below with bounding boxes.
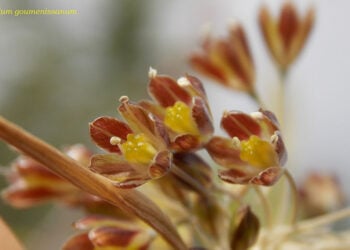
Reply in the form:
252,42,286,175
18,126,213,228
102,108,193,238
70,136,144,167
221,111,261,140
2,187,65,208
149,150,172,179
289,7,315,64
89,117,132,153
278,2,299,51
205,136,243,168
272,131,287,166
184,74,207,99
90,226,152,249
13,156,64,181
189,53,228,84
62,233,94,250
218,168,254,185
230,206,260,250
258,5,282,67
89,154,150,189
118,100,169,147
250,167,283,186
73,215,134,230
148,74,191,107
138,100,165,119
171,134,201,151
173,152,213,189
192,97,213,139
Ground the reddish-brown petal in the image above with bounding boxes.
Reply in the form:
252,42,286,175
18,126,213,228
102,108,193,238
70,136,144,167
89,154,150,189
189,53,228,84
192,97,213,139
205,137,244,168
149,150,172,179
118,100,169,147
221,111,261,140
250,167,283,186
73,215,134,230
173,152,213,189
148,74,191,107
138,100,165,119
273,132,287,166
2,187,65,208
184,74,207,100
230,206,260,250
278,2,299,51
218,168,253,184
90,226,152,249
62,233,94,250
89,117,132,153
259,109,280,128
171,134,201,151
13,156,64,181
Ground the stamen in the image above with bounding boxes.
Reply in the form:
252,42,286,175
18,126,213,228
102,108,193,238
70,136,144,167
119,95,129,103
250,111,263,119
177,77,191,87
148,67,157,78
232,136,241,149
110,136,121,145
270,132,279,144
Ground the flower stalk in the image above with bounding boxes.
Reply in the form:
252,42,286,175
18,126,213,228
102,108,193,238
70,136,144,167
0,116,187,250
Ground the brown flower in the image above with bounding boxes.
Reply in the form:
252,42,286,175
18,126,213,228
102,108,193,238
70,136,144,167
1,145,91,208
259,1,315,71
190,23,255,94
299,172,346,218
89,98,172,188
144,69,214,151
206,109,287,185
62,215,154,250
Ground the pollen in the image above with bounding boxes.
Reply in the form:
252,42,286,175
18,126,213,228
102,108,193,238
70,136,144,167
120,134,157,164
240,135,278,168
164,101,199,135
110,136,121,145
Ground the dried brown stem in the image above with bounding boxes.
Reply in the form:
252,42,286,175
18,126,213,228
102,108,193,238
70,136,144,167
0,116,187,250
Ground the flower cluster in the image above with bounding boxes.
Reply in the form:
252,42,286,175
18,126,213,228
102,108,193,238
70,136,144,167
2,2,348,250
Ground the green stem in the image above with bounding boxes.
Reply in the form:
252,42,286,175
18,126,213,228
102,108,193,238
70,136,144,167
284,170,299,224
253,185,272,229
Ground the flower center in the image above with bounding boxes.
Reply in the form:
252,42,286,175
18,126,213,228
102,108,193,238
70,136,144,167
240,135,277,168
121,134,157,164
164,101,199,135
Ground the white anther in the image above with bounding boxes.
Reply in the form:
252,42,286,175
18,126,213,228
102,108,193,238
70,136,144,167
251,111,263,119
177,77,191,86
110,136,121,145
232,136,241,148
119,95,129,103
270,132,279,144
148,67,157,78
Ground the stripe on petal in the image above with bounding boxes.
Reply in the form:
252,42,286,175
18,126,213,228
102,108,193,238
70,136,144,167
149,150,172,179
192,98,214,139
90,226,152,249
62,233,94,250
206,137,244,168
148,75,191,107
221,111,261,140
89,117,132,153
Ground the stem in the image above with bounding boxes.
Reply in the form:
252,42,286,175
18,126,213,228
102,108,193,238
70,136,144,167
296,207,350,233
171,164,213,202
284,170,299,224
253,185,272,228
0,116,187,250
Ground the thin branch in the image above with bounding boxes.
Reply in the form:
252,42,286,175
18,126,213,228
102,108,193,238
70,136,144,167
0,116,187,250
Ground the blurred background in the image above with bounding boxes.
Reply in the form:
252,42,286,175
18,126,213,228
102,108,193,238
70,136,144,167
1,0,350,249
